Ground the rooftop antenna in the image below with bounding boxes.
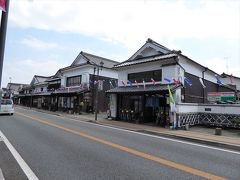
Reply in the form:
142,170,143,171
224,57,229,74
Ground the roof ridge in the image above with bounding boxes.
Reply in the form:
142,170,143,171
115,52,176,66
34,75,51,78
221,72,240,80
146,38,171,51
81,51,118,63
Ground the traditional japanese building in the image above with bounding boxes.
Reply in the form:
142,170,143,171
17,51,118,113
107,38,237,126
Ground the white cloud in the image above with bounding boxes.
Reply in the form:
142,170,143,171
9,0,240,52
21,36,62,50
202,57,240,77
3,0,240,86
2,58,68,86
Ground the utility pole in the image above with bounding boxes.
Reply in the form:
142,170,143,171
0,0,10,109
94,61,104,122
0,0,10,88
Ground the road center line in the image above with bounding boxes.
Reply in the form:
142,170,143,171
19,107,239,155
16,112,226,180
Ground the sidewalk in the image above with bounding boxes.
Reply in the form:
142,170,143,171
18,106,240,151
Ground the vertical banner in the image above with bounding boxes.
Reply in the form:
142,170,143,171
0,0,6,12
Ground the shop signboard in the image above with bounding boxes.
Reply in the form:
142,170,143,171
207,92,236,102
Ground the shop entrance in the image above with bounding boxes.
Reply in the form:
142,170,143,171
144,95,168,126
118,93,168,126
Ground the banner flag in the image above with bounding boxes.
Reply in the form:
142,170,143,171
215,74,222,85
173,78,179,86
143,79,146,89
164,77,171,84
121,80,126,87
115,80,118,87
94,80,99,85
167,85,175,104
0,0,6,12
151,78,156,85
199,78,206,88
184,77,192,86
127,80,132,86
135,80,139,88
109,80,114,89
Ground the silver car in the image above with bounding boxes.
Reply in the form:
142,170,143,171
0,99,14,115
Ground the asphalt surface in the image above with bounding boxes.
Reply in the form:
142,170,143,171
0,107,239,180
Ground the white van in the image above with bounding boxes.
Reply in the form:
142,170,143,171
0,99,14,115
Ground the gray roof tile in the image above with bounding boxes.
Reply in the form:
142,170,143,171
114,53,177,68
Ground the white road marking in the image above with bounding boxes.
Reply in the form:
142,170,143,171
17,107,240,155
0,168,5,180
69,119,240,155
0,130,39,180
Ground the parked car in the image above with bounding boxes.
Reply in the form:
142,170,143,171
0,99,14,115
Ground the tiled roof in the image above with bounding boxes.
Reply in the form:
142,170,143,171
81,52,119,68
114,53,177,68
107,84,180,94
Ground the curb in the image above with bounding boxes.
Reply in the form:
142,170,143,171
135,130,240,152
95,121,240,152
0,168,5,180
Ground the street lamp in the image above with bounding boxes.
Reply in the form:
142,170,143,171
94,61,104,121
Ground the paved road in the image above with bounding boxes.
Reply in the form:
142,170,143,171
0,107,239,180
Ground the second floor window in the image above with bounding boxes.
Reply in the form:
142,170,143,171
128,69,162,83
67,75,82,87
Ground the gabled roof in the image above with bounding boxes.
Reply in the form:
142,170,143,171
221,72,240,80
30,75,50,86
6,83,28,91
114,38,173,68
71,51,118,69
127,38,171,61
114,53,177,68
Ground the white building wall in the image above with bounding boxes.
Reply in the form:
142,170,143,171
117,61,178,86
179,56,218,83
61,76,67,87
222,77,240,91
177,103,240,115
34,85,48,92
162,65,177,80
61,65,118,87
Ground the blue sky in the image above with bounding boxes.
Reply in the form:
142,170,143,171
1,0,240,87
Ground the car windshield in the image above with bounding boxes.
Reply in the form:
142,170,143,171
1,99,12,105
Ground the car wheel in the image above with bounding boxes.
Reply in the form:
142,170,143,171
10,113,13,116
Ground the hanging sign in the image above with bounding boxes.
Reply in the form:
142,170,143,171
207,92,236,102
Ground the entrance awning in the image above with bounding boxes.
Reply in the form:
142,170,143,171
33,92,52,96
51,88,88,95
107,84,181,94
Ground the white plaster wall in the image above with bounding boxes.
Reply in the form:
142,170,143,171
117,61,177,86
34,85,48,92
177,103,240,115
129,42,170,60
179,56,217,83
74,56,87,65
162,65,177,80
176,103,199,113
61,65,118,87
140,47,159,57
222,77,240,90
61,76,67,87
